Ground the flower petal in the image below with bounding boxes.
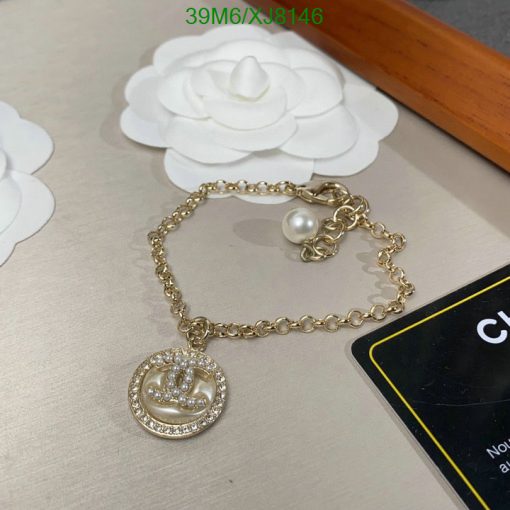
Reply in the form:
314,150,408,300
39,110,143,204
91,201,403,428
158,69,207,119
0,171,55,266
125,66,160,100
0,151,22,233
200,25,269,45
128,74,174,124
120,107,168,148
204,86,287,130
190,61,235,98
0,101,21,124
229,56,270,99
343,84,398,139
270,31,317,51
0,148,6,179
164,149,313,203
262,63,304,109
209,40,289,65
280,105,358,158
286,48,340,78
208,114,296,151
313,86,398,176
313,123,379,176
0,118,53,174
272,32,375,88
291,68,343,117
154,35,206,74
155,26,275,74
163,117,249,163
0,174,21,234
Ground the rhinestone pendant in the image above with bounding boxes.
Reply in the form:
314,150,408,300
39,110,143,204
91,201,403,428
128,347,227,438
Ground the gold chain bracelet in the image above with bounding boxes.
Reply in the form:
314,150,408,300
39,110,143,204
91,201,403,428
129,180,415,439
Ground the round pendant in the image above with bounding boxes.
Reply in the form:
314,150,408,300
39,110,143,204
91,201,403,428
128,347,227,439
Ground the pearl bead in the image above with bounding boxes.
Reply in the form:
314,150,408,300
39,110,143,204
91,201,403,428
281,207,319,244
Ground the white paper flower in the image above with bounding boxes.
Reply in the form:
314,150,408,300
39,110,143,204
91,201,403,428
121,26,397,202
0,101,54,265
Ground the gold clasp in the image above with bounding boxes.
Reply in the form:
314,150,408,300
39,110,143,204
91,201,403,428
296,182,347,207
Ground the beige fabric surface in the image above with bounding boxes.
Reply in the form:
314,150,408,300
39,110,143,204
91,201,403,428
1,1,509,509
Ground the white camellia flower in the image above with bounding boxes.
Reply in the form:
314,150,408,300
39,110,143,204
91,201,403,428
121,26,398,202
0,101,54,265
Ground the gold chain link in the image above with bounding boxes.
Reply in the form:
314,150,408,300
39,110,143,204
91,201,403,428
148,180,415,350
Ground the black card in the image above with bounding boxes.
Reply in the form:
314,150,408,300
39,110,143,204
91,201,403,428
352,265,510,510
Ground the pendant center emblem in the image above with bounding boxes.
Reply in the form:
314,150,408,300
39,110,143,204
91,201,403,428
129,348,227,438
147,353,209,411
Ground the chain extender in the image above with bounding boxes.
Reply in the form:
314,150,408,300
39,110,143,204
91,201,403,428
148,180,415,351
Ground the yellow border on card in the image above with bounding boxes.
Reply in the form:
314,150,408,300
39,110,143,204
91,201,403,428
369,276,510,510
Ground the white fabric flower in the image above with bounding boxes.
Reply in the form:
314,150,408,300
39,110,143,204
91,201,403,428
121,26,397,202
0,102,54,265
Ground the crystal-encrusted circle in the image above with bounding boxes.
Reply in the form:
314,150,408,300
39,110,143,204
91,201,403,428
128,347,227,438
